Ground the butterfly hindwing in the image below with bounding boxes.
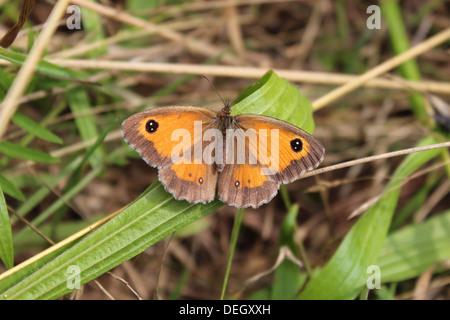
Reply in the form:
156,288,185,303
217,163,279,209
217,124,279,208
159,162,218,204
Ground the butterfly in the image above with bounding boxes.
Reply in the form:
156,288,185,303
122,102,325,209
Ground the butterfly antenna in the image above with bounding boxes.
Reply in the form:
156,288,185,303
202,76,228,108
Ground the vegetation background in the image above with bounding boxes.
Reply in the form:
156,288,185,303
0,0,449,300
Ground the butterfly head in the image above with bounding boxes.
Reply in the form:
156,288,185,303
221,99,233,116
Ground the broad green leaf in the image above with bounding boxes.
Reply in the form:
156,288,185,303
0,187,14,269
12,112,62,144
0,175,26,202
232,70,316,133
0,182,222,299
298,136,443,299
378,210,450,283
0,141,59,164
0,71,316,299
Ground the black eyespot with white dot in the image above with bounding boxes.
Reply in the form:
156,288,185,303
235,181,240,187
290,138,303,152
198,177,204,184
145,119,159,133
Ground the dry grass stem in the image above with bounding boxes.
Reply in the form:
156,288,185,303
0,0,72,140
312,28,450,109
1,58,448,94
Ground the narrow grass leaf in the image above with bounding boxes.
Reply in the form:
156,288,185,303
0,141,59,163
221,208,244,300
0,47,86,81
12,112,62,144
0,175,25,202
380,0,427,120
66,88,103,168
271,204,305,299
0,187,14,269
64,124,113,192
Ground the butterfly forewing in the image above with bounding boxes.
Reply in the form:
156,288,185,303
234,114,325,184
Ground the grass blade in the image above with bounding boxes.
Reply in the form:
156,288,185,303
0,175,26,202
0,187,14,269
0,141,59,163
66,88,103,168
12,112,62,144
380,0,427,120
221,208,244,300
271,204,305,299
0,47,86,81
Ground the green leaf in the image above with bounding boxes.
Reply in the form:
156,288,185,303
0,71,316,299
0,175,26,202
66,88,103,168
378,209,450,283
0,182,223,299
0,47,86,81
380,0,427,120
232,70,316,133
0,187,14,269
0,141,59,164
271,204,305,299
12,112,62,144
298,136,443,299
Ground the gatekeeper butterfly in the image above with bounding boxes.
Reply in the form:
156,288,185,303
122,99,325,208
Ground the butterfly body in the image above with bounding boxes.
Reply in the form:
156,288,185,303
122,104,325,208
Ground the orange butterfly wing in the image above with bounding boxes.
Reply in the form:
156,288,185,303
122,106,219,204
217,114,325,208
234,114,325,183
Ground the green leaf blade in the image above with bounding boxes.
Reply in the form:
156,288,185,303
378,210,450,283
298,136,444,300
232,70,316,133
0,187,14,269
1,182,222,299
12,112,62,144
0,141,59,164
0,175,25,202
